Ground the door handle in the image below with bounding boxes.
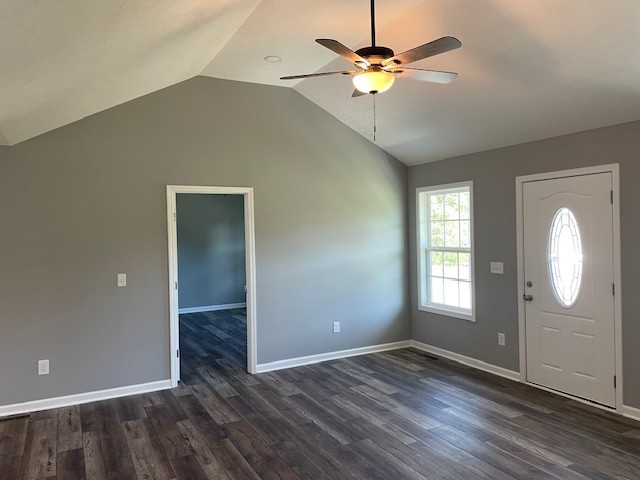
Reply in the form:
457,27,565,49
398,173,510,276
523,294,533,302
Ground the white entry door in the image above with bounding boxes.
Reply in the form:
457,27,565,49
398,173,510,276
523,172,616,407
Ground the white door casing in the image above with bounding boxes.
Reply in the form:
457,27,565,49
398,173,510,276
166,185,258,387
521,171,616,407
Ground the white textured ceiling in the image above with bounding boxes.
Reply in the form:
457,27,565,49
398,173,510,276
0,0,262,146
3,1,640,165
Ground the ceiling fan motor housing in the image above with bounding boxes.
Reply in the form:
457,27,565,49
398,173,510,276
355,46,394,65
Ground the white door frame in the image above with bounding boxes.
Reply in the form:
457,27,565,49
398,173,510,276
515,164,622,412
166,185,258,387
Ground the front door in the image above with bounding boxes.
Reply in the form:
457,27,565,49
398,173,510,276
523,172,615,407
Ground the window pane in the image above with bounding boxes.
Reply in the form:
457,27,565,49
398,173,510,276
460,192,470,220
549,207,583,307
430,277,444,304
459,281,472,310
430,251,443,277
443,279,460,307
431,221,444,247
444,252,458,279
430,194,445,221
445,193,459,220
444,221,460,247
460,220,470,248
459,252,470,281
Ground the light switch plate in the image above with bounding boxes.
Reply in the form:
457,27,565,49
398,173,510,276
117,273,127,287
333,321,341,333
38,359,50,375
490,262,504,274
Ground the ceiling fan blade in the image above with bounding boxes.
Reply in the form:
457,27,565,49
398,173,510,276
389,68,458,84
383,36,461,66
316,39,370,67
280,70,359,80
352,89,367,98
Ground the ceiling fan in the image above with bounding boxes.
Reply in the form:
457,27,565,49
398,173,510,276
280,0,462,97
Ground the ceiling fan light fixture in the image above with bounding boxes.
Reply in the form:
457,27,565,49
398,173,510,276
352,70,395,94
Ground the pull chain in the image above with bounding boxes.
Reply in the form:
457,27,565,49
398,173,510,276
373,93,377,142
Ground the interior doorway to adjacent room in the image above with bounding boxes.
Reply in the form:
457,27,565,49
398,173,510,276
167,186,257,387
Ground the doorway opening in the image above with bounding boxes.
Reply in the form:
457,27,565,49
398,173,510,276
515,164,622,412
167,186,257,387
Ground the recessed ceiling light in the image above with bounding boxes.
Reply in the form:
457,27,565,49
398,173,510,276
264,55,282,63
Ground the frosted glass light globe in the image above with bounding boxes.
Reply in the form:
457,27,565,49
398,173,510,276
352,70,395,94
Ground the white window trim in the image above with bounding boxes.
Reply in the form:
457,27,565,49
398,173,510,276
416,181,476,322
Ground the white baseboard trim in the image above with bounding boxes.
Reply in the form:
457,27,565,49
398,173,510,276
179,303,246,314
0,379,172,418
410,340,522,382
255,340,411,373
622,405,640,422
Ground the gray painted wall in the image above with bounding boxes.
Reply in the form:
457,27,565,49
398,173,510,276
408,120,640,408
0,76,409,406
177,194,246,309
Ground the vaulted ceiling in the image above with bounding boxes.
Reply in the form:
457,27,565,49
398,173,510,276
2,0,640,165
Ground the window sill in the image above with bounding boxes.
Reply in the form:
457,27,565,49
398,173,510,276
418,305,475,322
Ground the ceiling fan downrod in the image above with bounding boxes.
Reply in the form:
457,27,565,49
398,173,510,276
355,0,394,69
370,0,376,47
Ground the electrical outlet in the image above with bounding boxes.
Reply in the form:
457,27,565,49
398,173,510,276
117,273,127,287
333,321,341,333
38,359,50,375
490,262,504,274
498,333,506,346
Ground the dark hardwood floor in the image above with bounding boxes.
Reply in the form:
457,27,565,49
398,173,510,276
2,309,640,479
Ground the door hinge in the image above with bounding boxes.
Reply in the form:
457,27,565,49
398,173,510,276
610,190,614,204
614,375,617,388
177,349,180,358
173,211,176,221
612,283,615,296
175,281,178,290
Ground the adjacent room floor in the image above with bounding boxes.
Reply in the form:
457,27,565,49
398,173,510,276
179,309,248,385
2,312,640,479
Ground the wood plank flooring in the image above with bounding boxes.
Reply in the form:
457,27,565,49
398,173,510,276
2,309,640,479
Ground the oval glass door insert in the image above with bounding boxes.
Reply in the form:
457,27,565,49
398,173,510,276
548,207,583,307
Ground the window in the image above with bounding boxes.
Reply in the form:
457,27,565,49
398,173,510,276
417,182,474,321
548,207,583,307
